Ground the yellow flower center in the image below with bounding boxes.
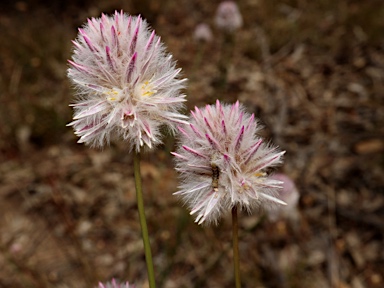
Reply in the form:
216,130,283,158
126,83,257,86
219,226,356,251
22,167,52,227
254,172,267,177
105,88,122,102
140,81,157,97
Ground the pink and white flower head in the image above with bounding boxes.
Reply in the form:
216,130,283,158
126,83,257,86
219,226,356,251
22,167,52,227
98,279,134,288
172,100,286,225
266,173,300,222
215,1,243,33
68,11,187,151
193,23,213,43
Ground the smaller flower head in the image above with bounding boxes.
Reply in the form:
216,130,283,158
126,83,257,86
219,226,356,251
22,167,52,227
266,173,300,222
194,23,213,43
215,1,243,33
173,100,286,225
68,11,187,151
98,279,134,288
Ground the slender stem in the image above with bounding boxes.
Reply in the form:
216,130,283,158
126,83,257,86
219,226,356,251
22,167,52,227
232,205,241,288
216,32,235,93
133,151,156,288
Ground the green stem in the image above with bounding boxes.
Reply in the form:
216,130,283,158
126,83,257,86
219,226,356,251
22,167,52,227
133,151,156,288
232,205,241,288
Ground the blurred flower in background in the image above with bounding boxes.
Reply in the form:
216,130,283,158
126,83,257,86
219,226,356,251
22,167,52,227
173,100,286,224
215,1,243,33
193,23,213,43
98,278,134,288
68,11,187,151
266,173,300,222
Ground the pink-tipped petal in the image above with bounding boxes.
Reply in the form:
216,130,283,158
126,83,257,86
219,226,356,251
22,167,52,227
234,125,244,151
243,139,262,164
205,133,220,150
125,52,137,82
105,46,116,71
129,17,141,54
182,145,208,159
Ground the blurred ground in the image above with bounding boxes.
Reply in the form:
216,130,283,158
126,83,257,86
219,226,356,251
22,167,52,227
0,0,383,287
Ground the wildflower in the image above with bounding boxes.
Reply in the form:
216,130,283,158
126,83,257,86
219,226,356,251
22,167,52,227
215,1,243,33
172,100,286,224
193,23,213,43
266,173,300,222
98,279,133,288
68,11,187,151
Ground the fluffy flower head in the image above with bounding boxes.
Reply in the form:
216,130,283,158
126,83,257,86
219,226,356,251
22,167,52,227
266,173,300,222
173,101,286,224
215,1,243,32
98,279,133,288
68,11,187,151
193,23,213,43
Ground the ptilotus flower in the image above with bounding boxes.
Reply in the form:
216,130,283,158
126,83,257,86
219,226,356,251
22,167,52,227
68,11,187,151
266,173,300,222
98,279,134,288
193,23,213,43
215,1,243,33
172,100,286,224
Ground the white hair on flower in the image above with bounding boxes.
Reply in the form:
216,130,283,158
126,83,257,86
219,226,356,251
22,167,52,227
215,1,243,32
173,100,286,225
68,11,187,151
98,278,134,288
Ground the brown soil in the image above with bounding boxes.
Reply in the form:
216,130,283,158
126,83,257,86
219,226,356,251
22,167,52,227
0,1,383,287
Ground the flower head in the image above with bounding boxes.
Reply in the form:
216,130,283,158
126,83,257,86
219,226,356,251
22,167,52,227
215,1,243,33
266,173,300,222
98,279,133,288
193,23,213,43
68,11,187,151
172,100,286,225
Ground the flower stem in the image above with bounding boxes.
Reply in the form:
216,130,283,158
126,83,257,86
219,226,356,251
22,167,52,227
232,205,241,288
133,151,156,288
